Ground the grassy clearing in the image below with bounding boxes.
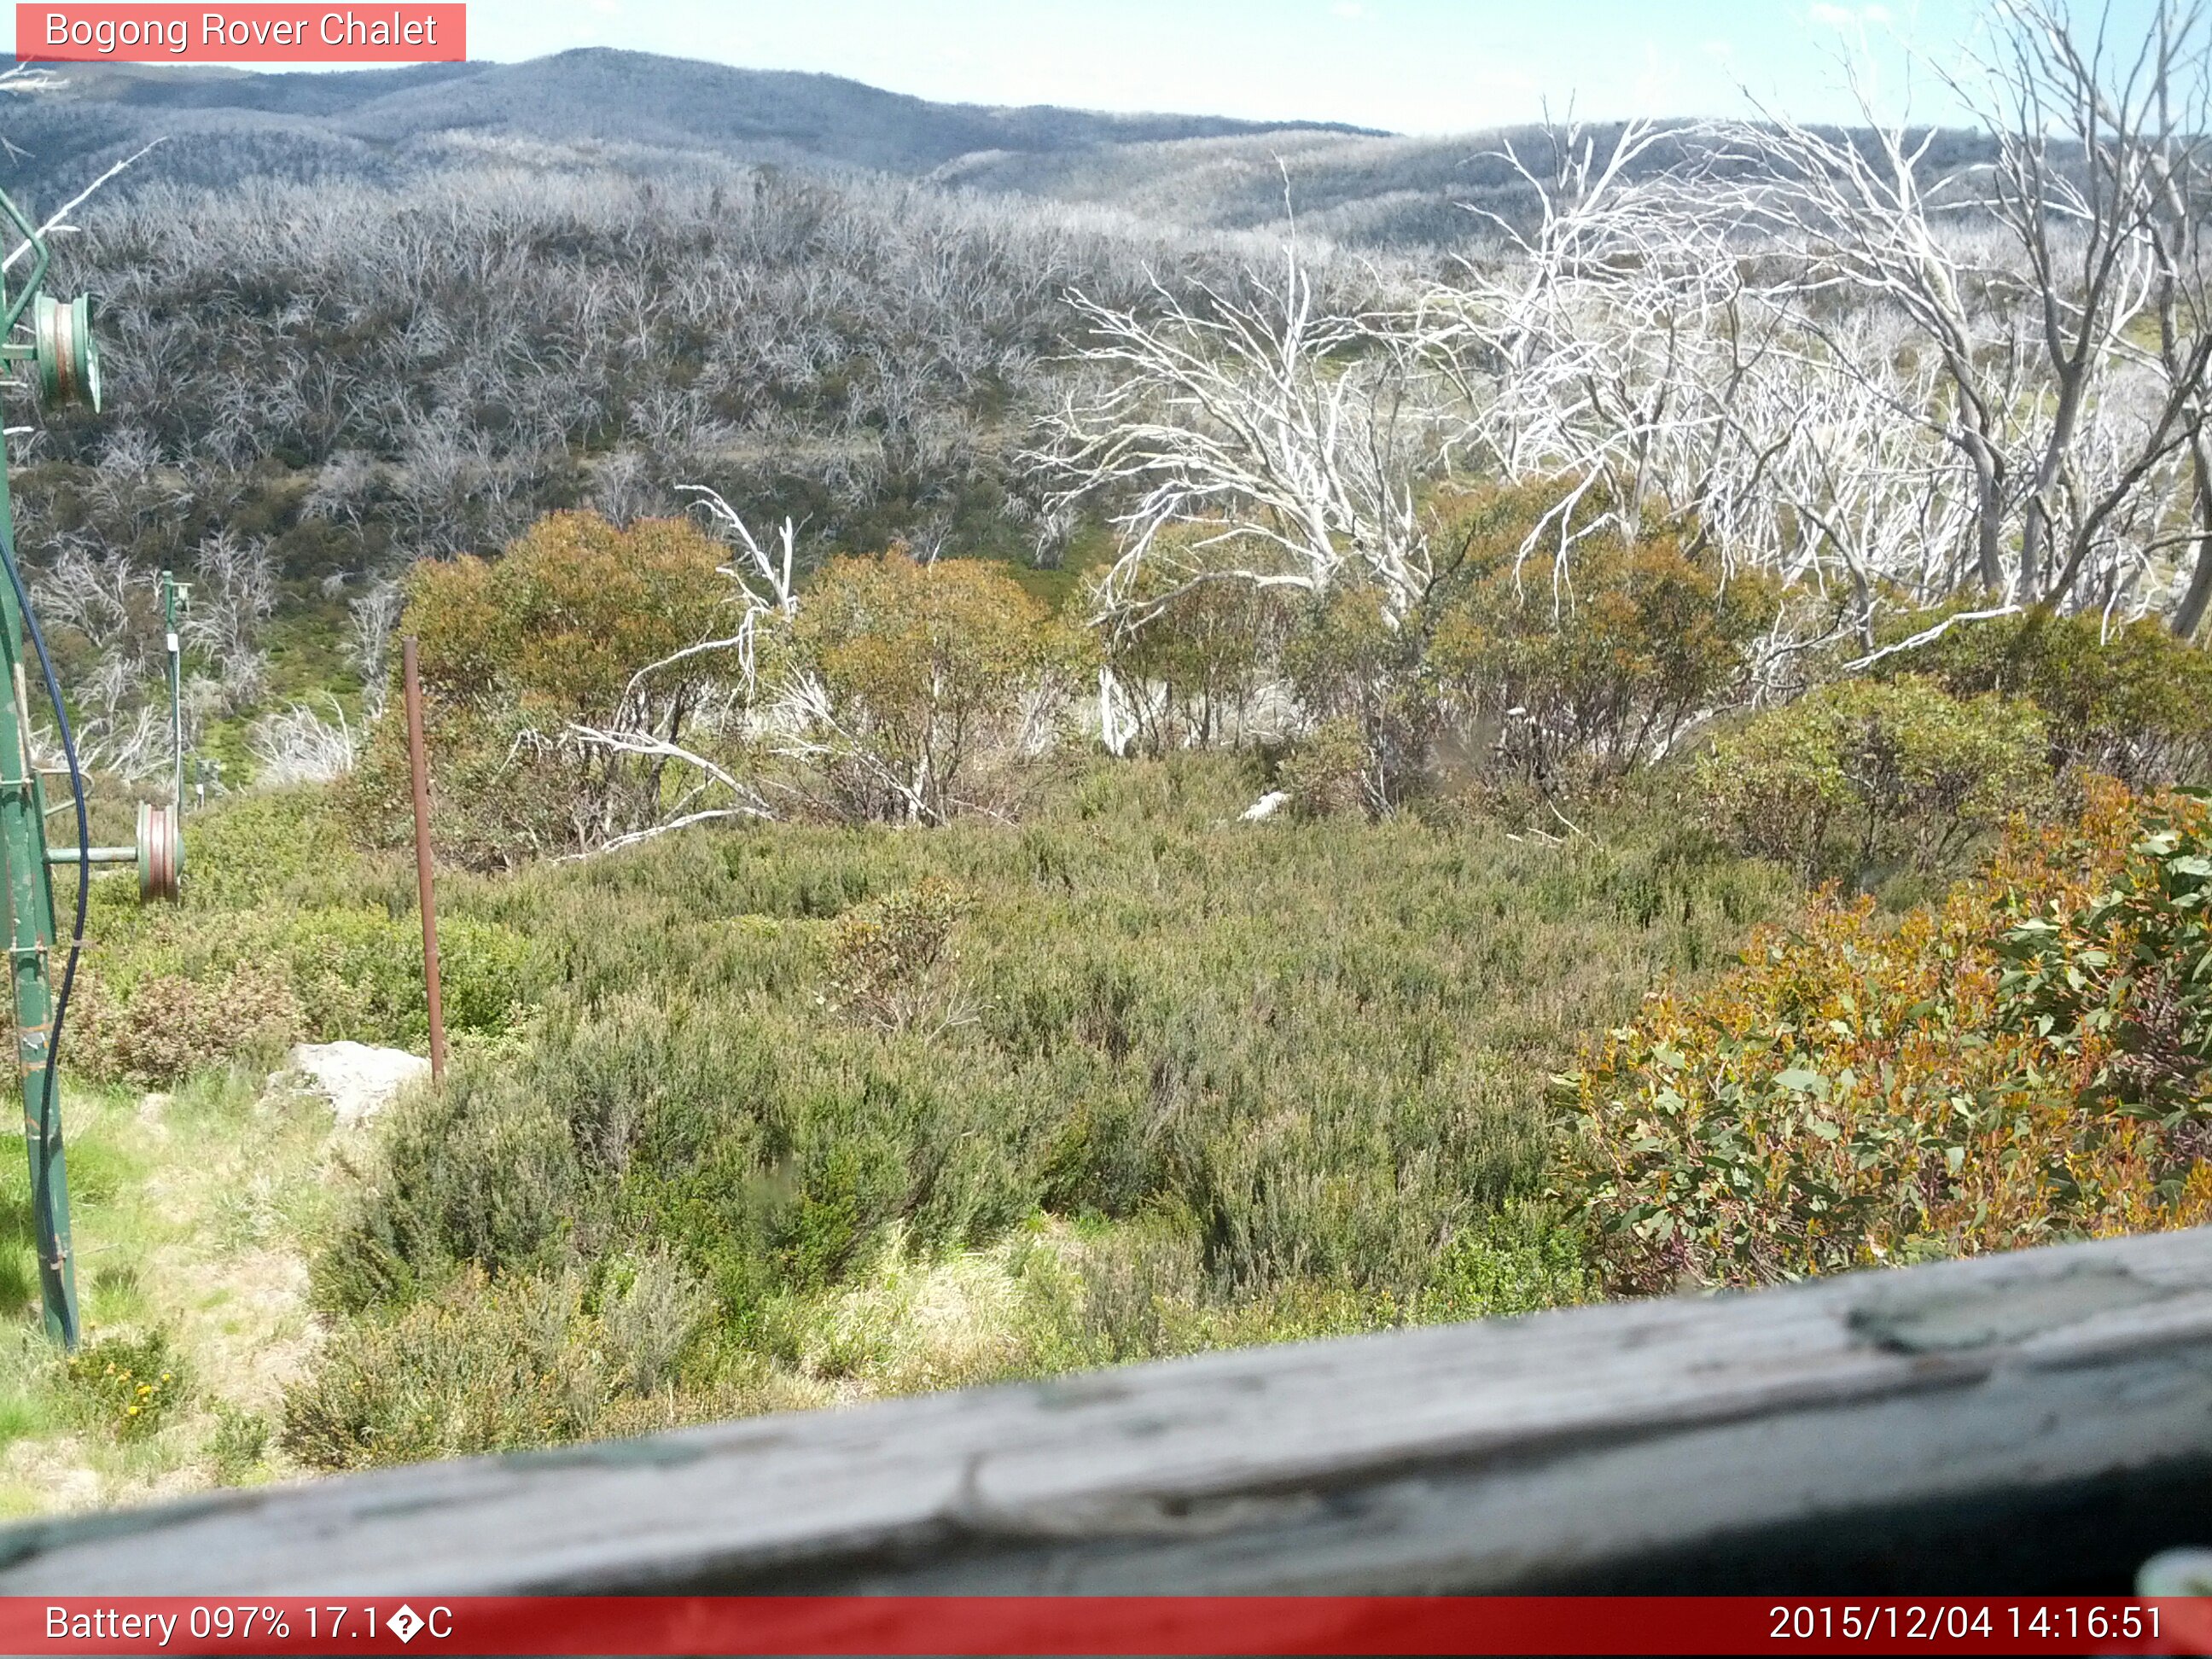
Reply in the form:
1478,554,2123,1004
0,1065,352,1515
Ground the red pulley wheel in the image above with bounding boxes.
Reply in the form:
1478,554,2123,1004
137,802,180,903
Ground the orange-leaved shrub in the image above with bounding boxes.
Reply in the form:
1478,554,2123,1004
1426,484,1779,789
1997,795,2212,1123
792,553,1085,824
343,510,737,865
1557,777,2212,1295
1096,524,1292,756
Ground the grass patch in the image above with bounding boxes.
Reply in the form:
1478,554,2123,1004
0,1063,351,1516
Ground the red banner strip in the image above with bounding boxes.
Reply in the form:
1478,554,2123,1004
16,6,465,63
3,1596,2209,1656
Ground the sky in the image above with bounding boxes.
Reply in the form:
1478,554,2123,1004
451,0,2002,133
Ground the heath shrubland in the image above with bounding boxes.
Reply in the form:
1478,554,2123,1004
34,506,2209,1476
277,752,1778,1464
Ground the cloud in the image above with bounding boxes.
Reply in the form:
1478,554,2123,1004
1330,2,1366,17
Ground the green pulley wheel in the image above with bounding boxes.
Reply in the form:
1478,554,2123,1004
33,293,99,413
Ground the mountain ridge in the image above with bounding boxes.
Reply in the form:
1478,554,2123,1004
3,48,1388,184
0,49,1997,250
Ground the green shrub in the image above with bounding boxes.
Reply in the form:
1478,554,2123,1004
271,908,533,1046
597,1250,713,1394
1695,676,2048,878
1279,586,1435,813
63,1329,189,1441
824,877,973,1036
72,795,538,1068
1414,1204,1595,1323
1883,609,2212,786
1062,1210,1208,1364
283,1257,713,1471
765,1223,1096,1388
282,1269,608,1471
1277,718,1373,818
207,1404,271,1481
294,754,1796,1455
276,907,428,1041
72,901,531,1077
317,985,1057,1319
172,788,370,913
314,1059,586,1313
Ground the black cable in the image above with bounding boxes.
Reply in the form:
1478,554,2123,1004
0,533,85,1349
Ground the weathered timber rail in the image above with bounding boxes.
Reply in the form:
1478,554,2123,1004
1,1226,2208,1594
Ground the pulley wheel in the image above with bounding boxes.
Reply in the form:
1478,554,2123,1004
137,802,180,904
33,293,100,414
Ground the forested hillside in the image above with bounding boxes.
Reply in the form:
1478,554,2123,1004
18,166,1343,772
0,49,2024,783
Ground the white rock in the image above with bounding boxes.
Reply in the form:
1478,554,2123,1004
1239,789,1292,823
286,1041,431,1128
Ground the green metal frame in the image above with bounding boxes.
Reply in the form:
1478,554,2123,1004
0,480,75,1348
0,187,80,1348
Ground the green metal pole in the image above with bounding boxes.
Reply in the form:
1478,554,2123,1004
0,186,103,1350
0,461,77,1349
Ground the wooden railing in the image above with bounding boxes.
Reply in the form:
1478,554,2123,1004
0,1225,2206,1594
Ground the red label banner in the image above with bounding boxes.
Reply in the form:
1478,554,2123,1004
1,1596,2209,1656
15,5,464,62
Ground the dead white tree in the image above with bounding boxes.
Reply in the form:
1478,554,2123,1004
1421,117,1714,562
185,528,276,710
555,489,798,854
1418,114,1982,658
247,697,356,784
69,703,167,781
1706,0,2212,616
1423,2,2212,643
346,579,402,718
2111,0,2212,634
1037,252,1456,632
665,486,800,696
30,540,176,777
1966,0,2212,608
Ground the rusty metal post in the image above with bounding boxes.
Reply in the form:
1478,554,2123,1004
401,638,446,1081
